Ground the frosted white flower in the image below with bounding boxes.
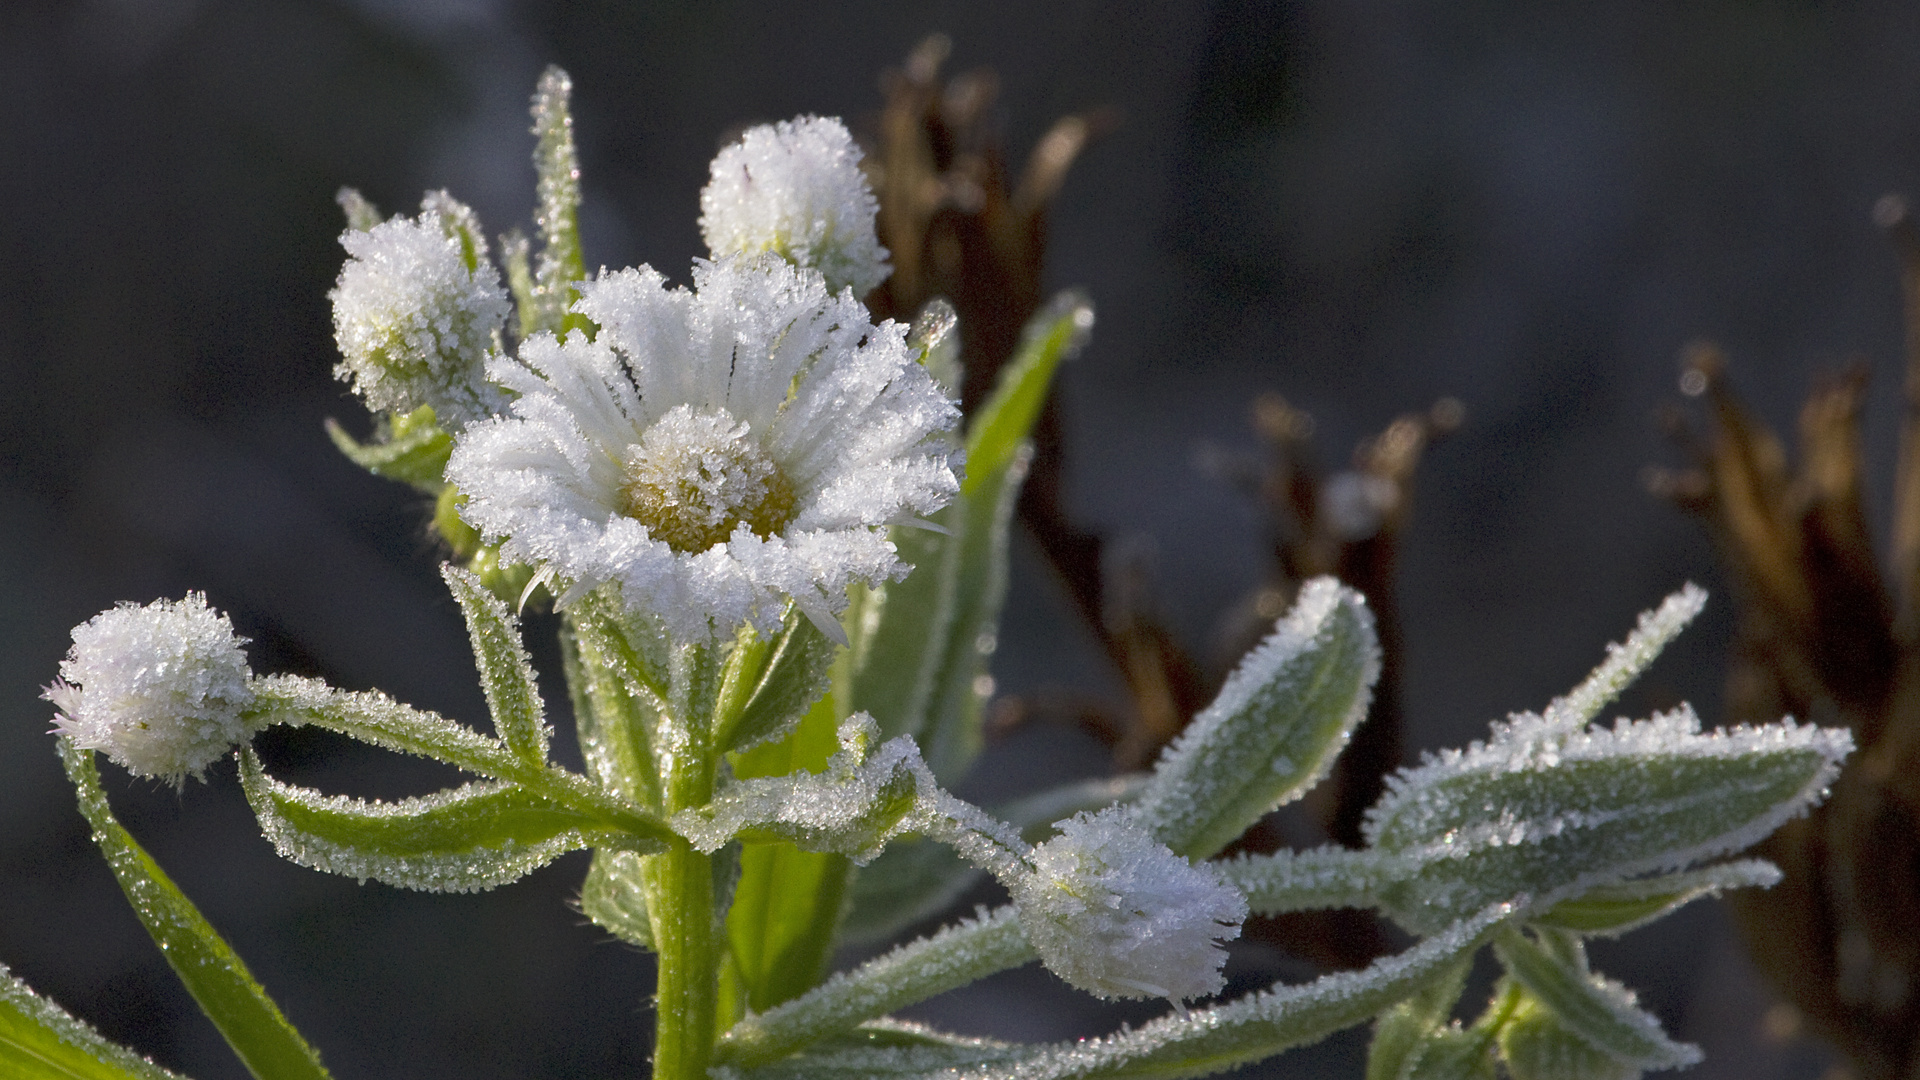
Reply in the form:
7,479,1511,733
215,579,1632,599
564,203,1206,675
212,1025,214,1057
330,192,510,428
700,116,890,297
1010,807,1247,1002
446,253,959,642
46,594,258,786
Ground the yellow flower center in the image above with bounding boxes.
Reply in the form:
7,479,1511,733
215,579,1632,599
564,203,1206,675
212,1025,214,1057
615,405,797,553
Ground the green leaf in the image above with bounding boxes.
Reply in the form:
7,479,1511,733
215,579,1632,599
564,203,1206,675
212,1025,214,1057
323,407,452,491
60,740,333,1080
962,290,1091,496
1497,992,1640,1080
443,565,549,764
0,963,186,1080
1493,928,1698,1070
718,907,1036,1069
718,608,836,756
1533,859,1779,936
525,65,589,340
240,751,641,893
581,848,653,950
847,292,1089,785
726,1019,1024,1080
560,617,661,808
1366,707,1850,933
1133,578,1381,859
1366,958,1470,1080
722,690,854,1014
1218,845,1415,916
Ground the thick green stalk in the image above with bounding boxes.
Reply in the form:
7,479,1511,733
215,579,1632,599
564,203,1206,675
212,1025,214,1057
646,749,717,1080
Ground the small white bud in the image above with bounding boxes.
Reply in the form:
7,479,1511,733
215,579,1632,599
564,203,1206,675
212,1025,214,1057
330,193,510,428
46,594,258,786
699,116,890,297
1010,807,1247,1002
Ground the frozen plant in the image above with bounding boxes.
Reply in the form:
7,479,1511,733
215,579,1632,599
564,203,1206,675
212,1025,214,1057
6,66,1851,1080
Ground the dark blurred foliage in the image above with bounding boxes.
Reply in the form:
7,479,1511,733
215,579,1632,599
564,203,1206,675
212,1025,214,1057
5,1,1920,1078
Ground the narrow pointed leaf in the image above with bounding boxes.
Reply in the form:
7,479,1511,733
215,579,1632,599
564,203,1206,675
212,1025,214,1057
0,964,186,1080
526,65,588,339
1221,845,1417,916
581,848,653,949
1365,958,1471,1080
850,292,1089,784
323,408,451,491
561,613,662,808
1534,859,1780,936
1498,997,1639,1080
1134,578,1381,859
1540,585,1707,733
1494,928,1700,1070
723,691,853,1013
719,907,1035,1069
60,740,333,1080
719,609,836,755
444,565,549,764
240,751,648,892
720,1020,1023,1080
1367,708,1849,933
843,901,1514,1080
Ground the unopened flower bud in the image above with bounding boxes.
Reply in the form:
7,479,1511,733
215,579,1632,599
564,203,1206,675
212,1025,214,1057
330,193,510,428
1010,807,1247,1002
699,116,890,297
46,594,258,785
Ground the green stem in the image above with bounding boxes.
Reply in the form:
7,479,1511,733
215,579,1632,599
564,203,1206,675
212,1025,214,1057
647,642,723,1080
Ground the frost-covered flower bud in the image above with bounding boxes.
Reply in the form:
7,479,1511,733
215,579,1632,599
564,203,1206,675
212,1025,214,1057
1009,807,1247,1002
45,594,258,786
699,116,890,297
330,192,510,429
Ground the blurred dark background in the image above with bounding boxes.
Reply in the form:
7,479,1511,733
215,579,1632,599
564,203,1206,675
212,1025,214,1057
2,1,1910,1077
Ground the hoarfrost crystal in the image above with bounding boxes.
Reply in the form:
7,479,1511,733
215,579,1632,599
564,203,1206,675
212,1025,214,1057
1010,807,1247,1002
47,594,257,785
700,117,890,297
330,193,510,428
447,253,959,641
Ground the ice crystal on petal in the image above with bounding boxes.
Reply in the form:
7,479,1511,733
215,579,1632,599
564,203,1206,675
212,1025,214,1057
330,194,510,428
700,116,889,297
1009,807,1246,1002
447,253,959,641
47,594,257,785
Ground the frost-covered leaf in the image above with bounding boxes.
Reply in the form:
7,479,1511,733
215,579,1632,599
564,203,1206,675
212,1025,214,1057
444,565,549,764
60,740,333,1080
1366,707,1849,933
324,406,452,491
1493,928,1698,1071
725,691,855,1013
1497,991,1641,1080
0,963,186,1080
1533,860,1779,936
717,1019,1024,1080
1134,578,1381,859
1219,845,1416,916
240,751,641,892
676,715,929,862
247,674,510,775
524,65,588,339
1365,958,1470,1080
1395,1028,1501,1080
849,292,1089,785
581,848,653,949
718,907,1034,1069
849,901,1515,1080
1540,585,1706,734
718,607,836,755
559,617,660,807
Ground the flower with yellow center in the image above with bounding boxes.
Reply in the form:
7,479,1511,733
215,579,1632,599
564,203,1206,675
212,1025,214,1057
445,253,959,642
